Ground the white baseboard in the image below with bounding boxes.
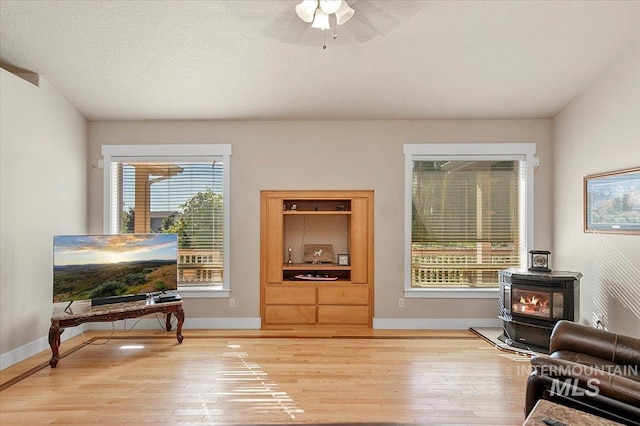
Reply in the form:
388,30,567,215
373,318,502,329
0,325,85,371
87,317,262,331
181,317,261,329
86,317,500,332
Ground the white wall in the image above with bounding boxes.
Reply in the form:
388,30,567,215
0,68,87,368
553,43,640,337
88,119,553,328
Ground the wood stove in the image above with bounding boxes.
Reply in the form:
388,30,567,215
498,268,581,352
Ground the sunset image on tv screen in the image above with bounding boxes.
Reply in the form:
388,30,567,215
53,234,178,302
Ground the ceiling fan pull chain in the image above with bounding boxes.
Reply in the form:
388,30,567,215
323,30,327,49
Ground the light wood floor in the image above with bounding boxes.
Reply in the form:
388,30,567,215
0,329,531,425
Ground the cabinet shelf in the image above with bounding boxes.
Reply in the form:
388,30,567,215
283,211,351,215
283,263,351,270
283,198,351,213
278,279,354,285
261,190,373,328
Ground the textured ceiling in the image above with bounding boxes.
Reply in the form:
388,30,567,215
1,0,640,121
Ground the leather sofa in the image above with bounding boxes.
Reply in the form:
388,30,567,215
525,320,640,425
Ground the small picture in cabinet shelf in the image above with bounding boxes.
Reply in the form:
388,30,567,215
337,253,350,266
303,244,333,263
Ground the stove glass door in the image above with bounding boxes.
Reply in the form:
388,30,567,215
511,288,552,319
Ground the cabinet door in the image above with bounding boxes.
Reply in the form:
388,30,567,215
266,286,316,304
317,306,370,325
318,286,369,305
264,197,284,283
350,196,369,284
265,306,316,324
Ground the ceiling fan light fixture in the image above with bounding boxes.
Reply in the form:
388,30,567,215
295,0,354,47
319,0,342,15
335,0,354,25
311,8,330,30
295,0,318,23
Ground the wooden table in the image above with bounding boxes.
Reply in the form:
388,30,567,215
524,399,624,426
49,298,184,368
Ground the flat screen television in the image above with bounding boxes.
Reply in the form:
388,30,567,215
53,234,178,306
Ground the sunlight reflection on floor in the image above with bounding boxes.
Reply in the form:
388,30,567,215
212,343,304,420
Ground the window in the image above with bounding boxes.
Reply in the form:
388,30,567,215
102,144,231,296
404,143,535,297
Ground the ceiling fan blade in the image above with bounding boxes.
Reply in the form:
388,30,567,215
345,0,424,43
261,8,309,44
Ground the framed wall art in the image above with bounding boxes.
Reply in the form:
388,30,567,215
584,167,640,234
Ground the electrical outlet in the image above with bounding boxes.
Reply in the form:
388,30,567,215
398,298,404,308
229,298,235,308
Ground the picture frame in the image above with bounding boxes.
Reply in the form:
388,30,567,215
337,253,350,266
303,244,333,263
584,167,640,234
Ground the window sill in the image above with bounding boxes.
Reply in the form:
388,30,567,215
177,286,230,298
405,288,498,299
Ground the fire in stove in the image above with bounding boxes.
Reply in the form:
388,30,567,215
512,291,551,318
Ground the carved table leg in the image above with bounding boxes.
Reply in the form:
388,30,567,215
48,321,61,368
165,313,172,331
175,305,185,343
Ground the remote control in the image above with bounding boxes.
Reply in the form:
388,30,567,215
543,418,567,426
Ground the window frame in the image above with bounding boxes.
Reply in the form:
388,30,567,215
403,143,536,299
101,144,232,298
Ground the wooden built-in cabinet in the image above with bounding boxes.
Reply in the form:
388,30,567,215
260,190,374,328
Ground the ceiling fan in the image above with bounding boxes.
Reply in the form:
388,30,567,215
295,1,354,28
262,1,422,48
294,0,354,48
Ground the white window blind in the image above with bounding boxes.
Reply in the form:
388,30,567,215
404,143,535,294
411,160,523,288
102,144,231,292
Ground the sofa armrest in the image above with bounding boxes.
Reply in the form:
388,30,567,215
549,320,640,365
531,355,640,406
